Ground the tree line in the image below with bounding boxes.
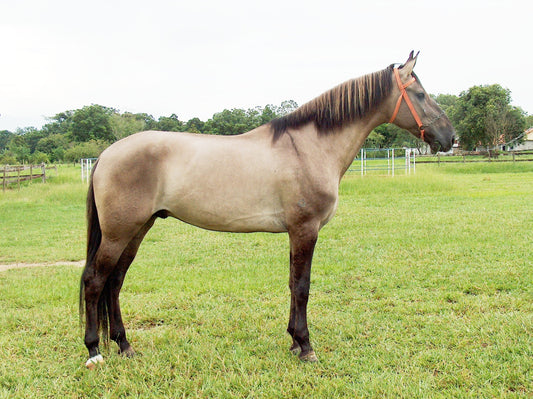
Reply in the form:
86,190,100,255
0,101,298,164
1,84,531,164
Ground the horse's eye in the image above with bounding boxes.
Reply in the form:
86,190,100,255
416,92,425,100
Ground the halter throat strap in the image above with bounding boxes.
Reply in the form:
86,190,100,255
389,68,425,142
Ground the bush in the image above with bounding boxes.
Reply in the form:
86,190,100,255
64,140,109,163
0,152,17,165
29,151,50,164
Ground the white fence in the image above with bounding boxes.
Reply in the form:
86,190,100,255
356,148,416,176
81,158,98,183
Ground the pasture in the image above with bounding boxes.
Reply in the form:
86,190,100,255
0,163,531,398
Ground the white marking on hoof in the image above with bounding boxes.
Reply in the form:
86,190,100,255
85,354,104,369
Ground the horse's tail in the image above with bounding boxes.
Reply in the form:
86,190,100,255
79,160,108,341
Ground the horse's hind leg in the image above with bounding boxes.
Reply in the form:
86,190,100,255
106,217,156,356
83,239,128,364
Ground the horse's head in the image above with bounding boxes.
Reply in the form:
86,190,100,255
388,52,455,153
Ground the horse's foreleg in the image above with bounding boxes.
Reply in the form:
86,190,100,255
288,228,318,362
287,250,300,354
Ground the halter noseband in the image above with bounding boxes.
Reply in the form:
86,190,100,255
389,67,426,142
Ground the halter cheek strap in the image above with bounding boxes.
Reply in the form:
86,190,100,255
389,68,425,142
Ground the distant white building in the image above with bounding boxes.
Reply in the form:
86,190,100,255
504,128,533,151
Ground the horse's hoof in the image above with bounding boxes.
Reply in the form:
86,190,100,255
85,354,104,369
119,346,136,358
290,342,301,355
299,351,318,362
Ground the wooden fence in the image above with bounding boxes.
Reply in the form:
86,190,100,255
1,164,57,191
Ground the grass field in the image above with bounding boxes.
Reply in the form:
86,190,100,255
0,163,532,398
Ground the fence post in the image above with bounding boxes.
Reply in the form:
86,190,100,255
2,166,5,192
387,149,390,175
392,148,394,177
360,149,364,176
41,163,46,183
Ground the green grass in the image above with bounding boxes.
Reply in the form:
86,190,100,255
0,163,532,398
0,165,86,263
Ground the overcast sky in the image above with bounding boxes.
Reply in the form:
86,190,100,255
1,0,532,132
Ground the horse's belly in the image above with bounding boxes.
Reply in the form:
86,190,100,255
166,203,287,233
160,180,287,233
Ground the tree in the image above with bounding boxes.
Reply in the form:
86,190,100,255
36,134,69,162
204,109,251,135
525,114,533,129
202,101,299,136
29,151,49,164
433,93,458,115
156,114,184,132
364,131,385,148
0,152,17,165
69,105,115,143
450,85,525,150
185,117,205,133
365,124,422,150
259,105,278,125
109,112,149,140
22,128,49,153
64,140,108,163
277,100,299,116
0,130,13,152
7,135,31,163
42,111,74,136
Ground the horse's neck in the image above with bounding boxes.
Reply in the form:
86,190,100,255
323,112,388,177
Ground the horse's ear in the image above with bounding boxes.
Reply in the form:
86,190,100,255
399,51,419,76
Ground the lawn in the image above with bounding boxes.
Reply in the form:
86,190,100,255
0,163,531,398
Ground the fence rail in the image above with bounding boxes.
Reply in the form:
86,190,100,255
348,149,533,175
1,164,57,191
416,150,533,164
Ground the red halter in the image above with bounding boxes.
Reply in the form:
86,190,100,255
389,68,425,142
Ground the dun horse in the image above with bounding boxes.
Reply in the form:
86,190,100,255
80,52,455,368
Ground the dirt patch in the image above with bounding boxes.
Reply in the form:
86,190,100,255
0,260,84,272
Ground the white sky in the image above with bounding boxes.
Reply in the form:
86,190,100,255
1,0,532,131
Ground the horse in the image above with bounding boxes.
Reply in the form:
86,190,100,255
79,51,455,368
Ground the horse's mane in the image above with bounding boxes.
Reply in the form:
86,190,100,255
270,65,394,139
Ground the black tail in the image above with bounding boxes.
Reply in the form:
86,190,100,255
79,160,110,341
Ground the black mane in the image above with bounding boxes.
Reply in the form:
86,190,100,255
270,65,394,140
